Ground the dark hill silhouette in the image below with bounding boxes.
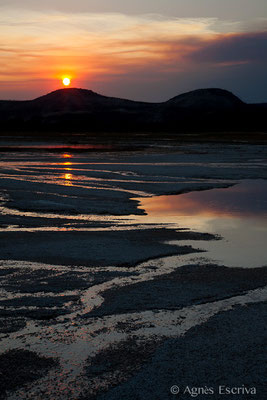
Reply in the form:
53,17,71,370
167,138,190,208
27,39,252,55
33,88,151,111
167,88,243,109
0,88,266,133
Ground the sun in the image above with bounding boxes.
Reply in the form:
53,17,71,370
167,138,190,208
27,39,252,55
62,77,71,87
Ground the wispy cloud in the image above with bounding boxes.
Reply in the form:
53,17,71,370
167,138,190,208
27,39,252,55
0,9,218,81
0,7,267,100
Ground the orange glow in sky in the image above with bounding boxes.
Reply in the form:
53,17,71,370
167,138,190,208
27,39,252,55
0,10,224,97
0,7,266,101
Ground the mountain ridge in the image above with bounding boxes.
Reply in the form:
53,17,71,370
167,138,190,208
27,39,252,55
0,88,266,133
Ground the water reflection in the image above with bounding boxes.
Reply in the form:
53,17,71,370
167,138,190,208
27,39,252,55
62,173,73,186
61,157,73,185
137,180,267,268
0,144,114,151
139,180,267,218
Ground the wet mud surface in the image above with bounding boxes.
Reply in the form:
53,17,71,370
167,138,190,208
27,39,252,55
0,140,267,399
96,302,267,400
0,229,208,267
88,264,267,317
0,349,58,398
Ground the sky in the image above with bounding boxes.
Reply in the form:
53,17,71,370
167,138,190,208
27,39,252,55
0,0,267,102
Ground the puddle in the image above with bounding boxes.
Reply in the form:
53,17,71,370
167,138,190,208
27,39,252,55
136,180,267,268
1,179,267,397
1,147,267,398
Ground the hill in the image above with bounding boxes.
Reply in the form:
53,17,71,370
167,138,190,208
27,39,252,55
0,88,266,133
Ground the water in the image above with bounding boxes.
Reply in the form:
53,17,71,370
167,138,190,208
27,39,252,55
1,146,267,399
136,180,267,268
0,147,266,267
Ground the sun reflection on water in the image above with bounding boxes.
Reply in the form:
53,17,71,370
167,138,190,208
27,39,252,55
63,173,73,186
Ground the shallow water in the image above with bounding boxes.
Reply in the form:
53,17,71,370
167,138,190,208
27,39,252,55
0,148,266,267
1,145,267,399
136,180,267,268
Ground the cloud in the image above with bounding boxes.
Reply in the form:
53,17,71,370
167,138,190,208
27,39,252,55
189,31,267,65
1,0,267,22
0,9,218,81
0,7,267,101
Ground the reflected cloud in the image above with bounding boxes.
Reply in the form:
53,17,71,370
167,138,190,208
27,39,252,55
139,181,267,219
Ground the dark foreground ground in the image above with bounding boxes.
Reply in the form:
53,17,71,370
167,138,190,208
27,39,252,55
95,302,267,400
0,135,266,399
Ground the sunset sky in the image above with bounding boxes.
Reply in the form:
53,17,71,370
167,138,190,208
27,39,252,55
1,0,267,102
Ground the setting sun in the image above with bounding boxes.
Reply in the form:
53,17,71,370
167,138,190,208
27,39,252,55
62,77,71,86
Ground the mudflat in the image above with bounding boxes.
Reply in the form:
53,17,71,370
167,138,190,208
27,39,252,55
0,136,267,399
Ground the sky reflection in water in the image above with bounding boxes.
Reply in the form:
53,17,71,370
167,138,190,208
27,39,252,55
138,180,267,268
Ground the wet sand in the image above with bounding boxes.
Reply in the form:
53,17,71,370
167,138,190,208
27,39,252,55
0,139,267,399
